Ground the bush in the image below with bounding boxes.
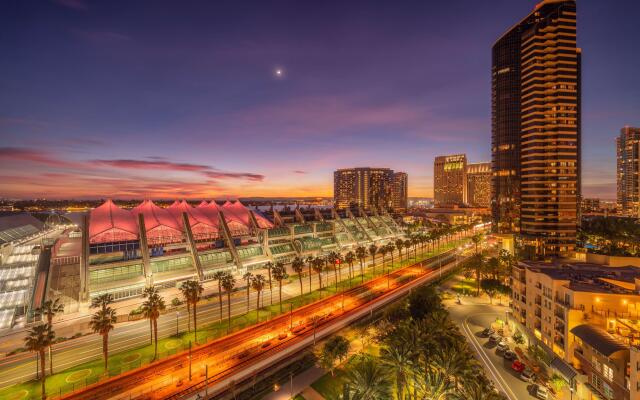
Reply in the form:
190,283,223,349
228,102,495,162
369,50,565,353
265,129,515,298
513,331,524,345
172,298,182,307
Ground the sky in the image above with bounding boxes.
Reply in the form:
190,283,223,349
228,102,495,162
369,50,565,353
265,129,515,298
0,0,638,200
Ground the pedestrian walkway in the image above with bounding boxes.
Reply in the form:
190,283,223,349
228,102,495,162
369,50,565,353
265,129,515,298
260,366,326,400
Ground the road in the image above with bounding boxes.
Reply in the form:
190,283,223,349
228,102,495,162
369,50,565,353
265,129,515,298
0,239,468,389
58,253,461,400
446,296,538,400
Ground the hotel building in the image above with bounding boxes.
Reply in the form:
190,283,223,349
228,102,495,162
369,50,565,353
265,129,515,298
466,162,491,208
333,168,407,212
492,0,581,256
434,154,467,206
617,126,640,216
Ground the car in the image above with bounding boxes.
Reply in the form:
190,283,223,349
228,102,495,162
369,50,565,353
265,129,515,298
489,334,501,343
511,360,526,373
520,368,536,383
481,328,495,337
496,341,509,353
503,349,517,360
533,384,549,399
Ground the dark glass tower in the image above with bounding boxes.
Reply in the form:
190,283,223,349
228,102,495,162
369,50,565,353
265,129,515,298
491,0,581,257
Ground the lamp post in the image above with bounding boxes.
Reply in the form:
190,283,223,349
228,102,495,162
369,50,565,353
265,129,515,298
175,311,180,337
188,340,192,381
289,303,293,330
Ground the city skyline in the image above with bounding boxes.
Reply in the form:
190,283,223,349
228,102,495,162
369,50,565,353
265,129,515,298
1,0,639,200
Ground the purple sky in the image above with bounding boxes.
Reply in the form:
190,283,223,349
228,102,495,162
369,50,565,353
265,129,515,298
1,0,638,199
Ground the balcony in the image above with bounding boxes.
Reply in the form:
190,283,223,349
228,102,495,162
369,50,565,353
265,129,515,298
535,309,542,318
535,296,542,306
554,309,565,321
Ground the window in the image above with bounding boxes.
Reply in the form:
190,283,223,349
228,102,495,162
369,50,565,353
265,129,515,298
603,364,614,381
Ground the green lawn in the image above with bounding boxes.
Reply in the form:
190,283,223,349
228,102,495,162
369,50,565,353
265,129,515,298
0,237,471,399
451,277,478,295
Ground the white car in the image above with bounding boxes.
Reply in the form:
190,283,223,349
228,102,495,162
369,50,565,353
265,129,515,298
533,384,549,399
496,341,509,353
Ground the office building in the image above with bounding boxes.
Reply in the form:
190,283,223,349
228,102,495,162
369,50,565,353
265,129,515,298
334,168,407,212
466,162,491,208
434,154,467,206
391,172,408,212
617,126,640,216
511,262,640,400
492,0,581,256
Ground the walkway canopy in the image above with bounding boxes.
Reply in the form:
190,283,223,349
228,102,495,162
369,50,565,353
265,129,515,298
132,200,183,245
168,200,219,240
89,200,138,244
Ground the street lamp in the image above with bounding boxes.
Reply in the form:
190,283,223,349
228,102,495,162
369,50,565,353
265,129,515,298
188,340,192,381
175,311,180,337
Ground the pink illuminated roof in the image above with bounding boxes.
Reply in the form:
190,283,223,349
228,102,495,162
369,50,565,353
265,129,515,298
168,200,218,239
89,199,138,244
197,201,222,228
132,200,183,244
223,200,273,230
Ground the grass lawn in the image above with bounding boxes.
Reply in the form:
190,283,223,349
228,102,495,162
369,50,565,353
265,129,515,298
451,277,478,296
0,237,471,399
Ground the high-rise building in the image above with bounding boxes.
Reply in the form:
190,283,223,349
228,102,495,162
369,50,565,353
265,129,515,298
391,172,408,212
492,0,581,256
466,162,491,208
616,126,640,216
434,154,467,206
334,168,406,211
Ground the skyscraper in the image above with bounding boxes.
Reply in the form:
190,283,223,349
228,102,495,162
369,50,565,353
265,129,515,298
617,126,640,216
492,0,581,256
391,172,408,212
434,154,467,206
466,162,491,208
334,168,406,212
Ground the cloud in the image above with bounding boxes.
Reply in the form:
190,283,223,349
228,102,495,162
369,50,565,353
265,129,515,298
0,147,81,168
293,170,307,174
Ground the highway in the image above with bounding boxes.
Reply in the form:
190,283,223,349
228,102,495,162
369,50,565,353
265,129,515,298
0,239,467,389
58,250,464,400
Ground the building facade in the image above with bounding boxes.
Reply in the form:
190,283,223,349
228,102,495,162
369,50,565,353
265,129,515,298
334,168,407,212
391,172,408,212
466,162,491,208
492,0,581,257
617,126,640,216
434,154,467,206
511,262,640,400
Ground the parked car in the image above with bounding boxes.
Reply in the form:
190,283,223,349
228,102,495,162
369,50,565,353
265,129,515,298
489,334,501,343
481,328,495,337
533,384,549,399
520,368,536,383
503,349,517,360
511,360,526,373
497,341,509,353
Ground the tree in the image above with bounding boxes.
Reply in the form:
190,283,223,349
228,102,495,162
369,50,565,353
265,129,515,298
264,261,274,305
345,251,356,286
24,324,55,400
471,232,483,255
368,244,378,275
387,243,395,270
212,271,226,324
431,343,471,387
318,335,350,376
89,305,117,373
470,252,485,296
141,290,166,359
480,278,510,305
356,246,366,282
221,272,236,330
251,274,266,319
403,239,411,261
91,293,113,312
378,245,388,274
408,284,443,320
179,279,203,340
242,271,253,314
271,262,289,313
306,255,314,291
395,239,404,262
345,355,391,400
415,370,453,400
291,256,305,296
35,298,64,375
549,373,567,395
312,257,325,290
453,380,503,400
327,251,339,289
380,342,412,400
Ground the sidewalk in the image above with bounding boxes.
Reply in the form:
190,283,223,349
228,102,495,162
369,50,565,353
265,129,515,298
262,366,326,400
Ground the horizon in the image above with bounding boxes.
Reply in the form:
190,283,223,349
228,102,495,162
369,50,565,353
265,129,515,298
1,0,639,200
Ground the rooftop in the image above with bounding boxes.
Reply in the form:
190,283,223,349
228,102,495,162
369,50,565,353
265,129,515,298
523,262,640,294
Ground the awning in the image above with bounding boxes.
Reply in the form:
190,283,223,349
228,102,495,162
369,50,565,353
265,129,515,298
551,356,578,382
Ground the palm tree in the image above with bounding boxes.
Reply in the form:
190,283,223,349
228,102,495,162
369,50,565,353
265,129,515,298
179,279,203,340
453,380,502,400
89,305,117,373
264,261,274,305
311,257,324,290
91,293,113,312
251,274,266,319
387,243,396,270
24,324,55,400
35,298,64,375
404,239,411,261
142,286,159,344
431,343,471,387
355,246,366,283
395,239,404,262
471,232,483,255
306,255,314,291
291,256,305,296
326,251,339,289
368,244,378,275
221,272,236,330
272,262,289,313
212,270,226,323
141,291,166,360
242,271,253,314
380,342,412,400
346,355,391,400
471,252,485,296
415,370,453,400
345,251,355,286
378,245,388,274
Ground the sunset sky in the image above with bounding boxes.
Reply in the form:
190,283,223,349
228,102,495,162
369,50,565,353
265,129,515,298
1,0,638,200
